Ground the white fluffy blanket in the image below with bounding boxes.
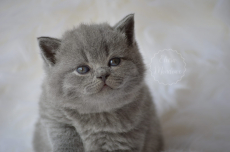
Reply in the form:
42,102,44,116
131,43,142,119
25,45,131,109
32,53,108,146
0,0,230,152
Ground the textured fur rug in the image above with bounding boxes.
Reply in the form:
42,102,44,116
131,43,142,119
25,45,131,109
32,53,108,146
0,0,230,152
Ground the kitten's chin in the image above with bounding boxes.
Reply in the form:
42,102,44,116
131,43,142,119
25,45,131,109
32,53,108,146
75,87,140,114
84,82,119,96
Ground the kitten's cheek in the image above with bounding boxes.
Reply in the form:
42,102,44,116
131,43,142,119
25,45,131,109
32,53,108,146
83,87,96,95
106,79,124,89
83,82,104,95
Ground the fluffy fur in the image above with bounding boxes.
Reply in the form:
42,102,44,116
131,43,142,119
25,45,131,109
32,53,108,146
33,14,163,152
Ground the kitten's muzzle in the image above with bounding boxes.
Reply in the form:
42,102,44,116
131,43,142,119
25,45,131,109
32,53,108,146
97,74,109,83
96,67,110,83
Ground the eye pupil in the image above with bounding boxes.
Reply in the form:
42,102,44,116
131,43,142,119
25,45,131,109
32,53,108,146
77,66,89,74
109,58,120,66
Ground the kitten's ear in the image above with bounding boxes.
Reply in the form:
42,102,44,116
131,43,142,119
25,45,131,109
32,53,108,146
37,37,61,66
114,14,135,46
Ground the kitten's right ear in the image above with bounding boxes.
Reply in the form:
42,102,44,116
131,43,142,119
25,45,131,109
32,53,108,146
114,14,135,46
37,37,61,66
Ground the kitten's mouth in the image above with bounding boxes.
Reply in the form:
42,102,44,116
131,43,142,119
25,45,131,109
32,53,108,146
100,83,111,91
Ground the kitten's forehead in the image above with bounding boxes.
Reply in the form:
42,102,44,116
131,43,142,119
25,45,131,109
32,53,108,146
61,23,127,64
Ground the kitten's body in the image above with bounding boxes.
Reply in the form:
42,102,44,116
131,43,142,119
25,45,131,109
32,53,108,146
33,14,163,152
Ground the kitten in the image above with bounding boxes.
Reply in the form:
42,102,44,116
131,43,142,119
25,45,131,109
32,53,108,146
33,14,163,152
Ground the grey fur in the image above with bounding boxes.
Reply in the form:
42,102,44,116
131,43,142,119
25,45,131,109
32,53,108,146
33,14,163,152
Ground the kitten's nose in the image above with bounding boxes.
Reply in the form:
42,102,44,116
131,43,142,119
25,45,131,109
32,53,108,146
97,74,110,82
96,67,110,82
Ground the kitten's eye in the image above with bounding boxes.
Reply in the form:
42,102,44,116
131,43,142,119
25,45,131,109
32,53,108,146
76,66,90,74
109,58,121,66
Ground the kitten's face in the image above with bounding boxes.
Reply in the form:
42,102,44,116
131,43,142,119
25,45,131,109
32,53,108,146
39,14,145,112
57,24,143,97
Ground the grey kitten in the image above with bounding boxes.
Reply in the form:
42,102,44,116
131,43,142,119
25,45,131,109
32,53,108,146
33,14,163,152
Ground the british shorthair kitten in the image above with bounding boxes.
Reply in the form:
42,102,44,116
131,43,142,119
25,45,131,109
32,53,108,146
33,14,163,152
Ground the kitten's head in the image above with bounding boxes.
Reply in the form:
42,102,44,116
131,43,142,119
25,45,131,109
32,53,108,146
38,14,145,112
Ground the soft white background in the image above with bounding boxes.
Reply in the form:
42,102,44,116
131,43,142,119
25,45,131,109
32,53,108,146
0,0,230,152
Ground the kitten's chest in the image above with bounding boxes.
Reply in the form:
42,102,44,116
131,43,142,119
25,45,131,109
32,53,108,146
64,106,143,133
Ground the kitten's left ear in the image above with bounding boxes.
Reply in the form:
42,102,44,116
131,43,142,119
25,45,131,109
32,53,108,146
37,37,61,66
114,14,135,46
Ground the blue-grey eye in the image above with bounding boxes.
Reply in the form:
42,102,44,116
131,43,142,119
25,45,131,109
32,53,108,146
76,66,90,74
109,58,121,66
